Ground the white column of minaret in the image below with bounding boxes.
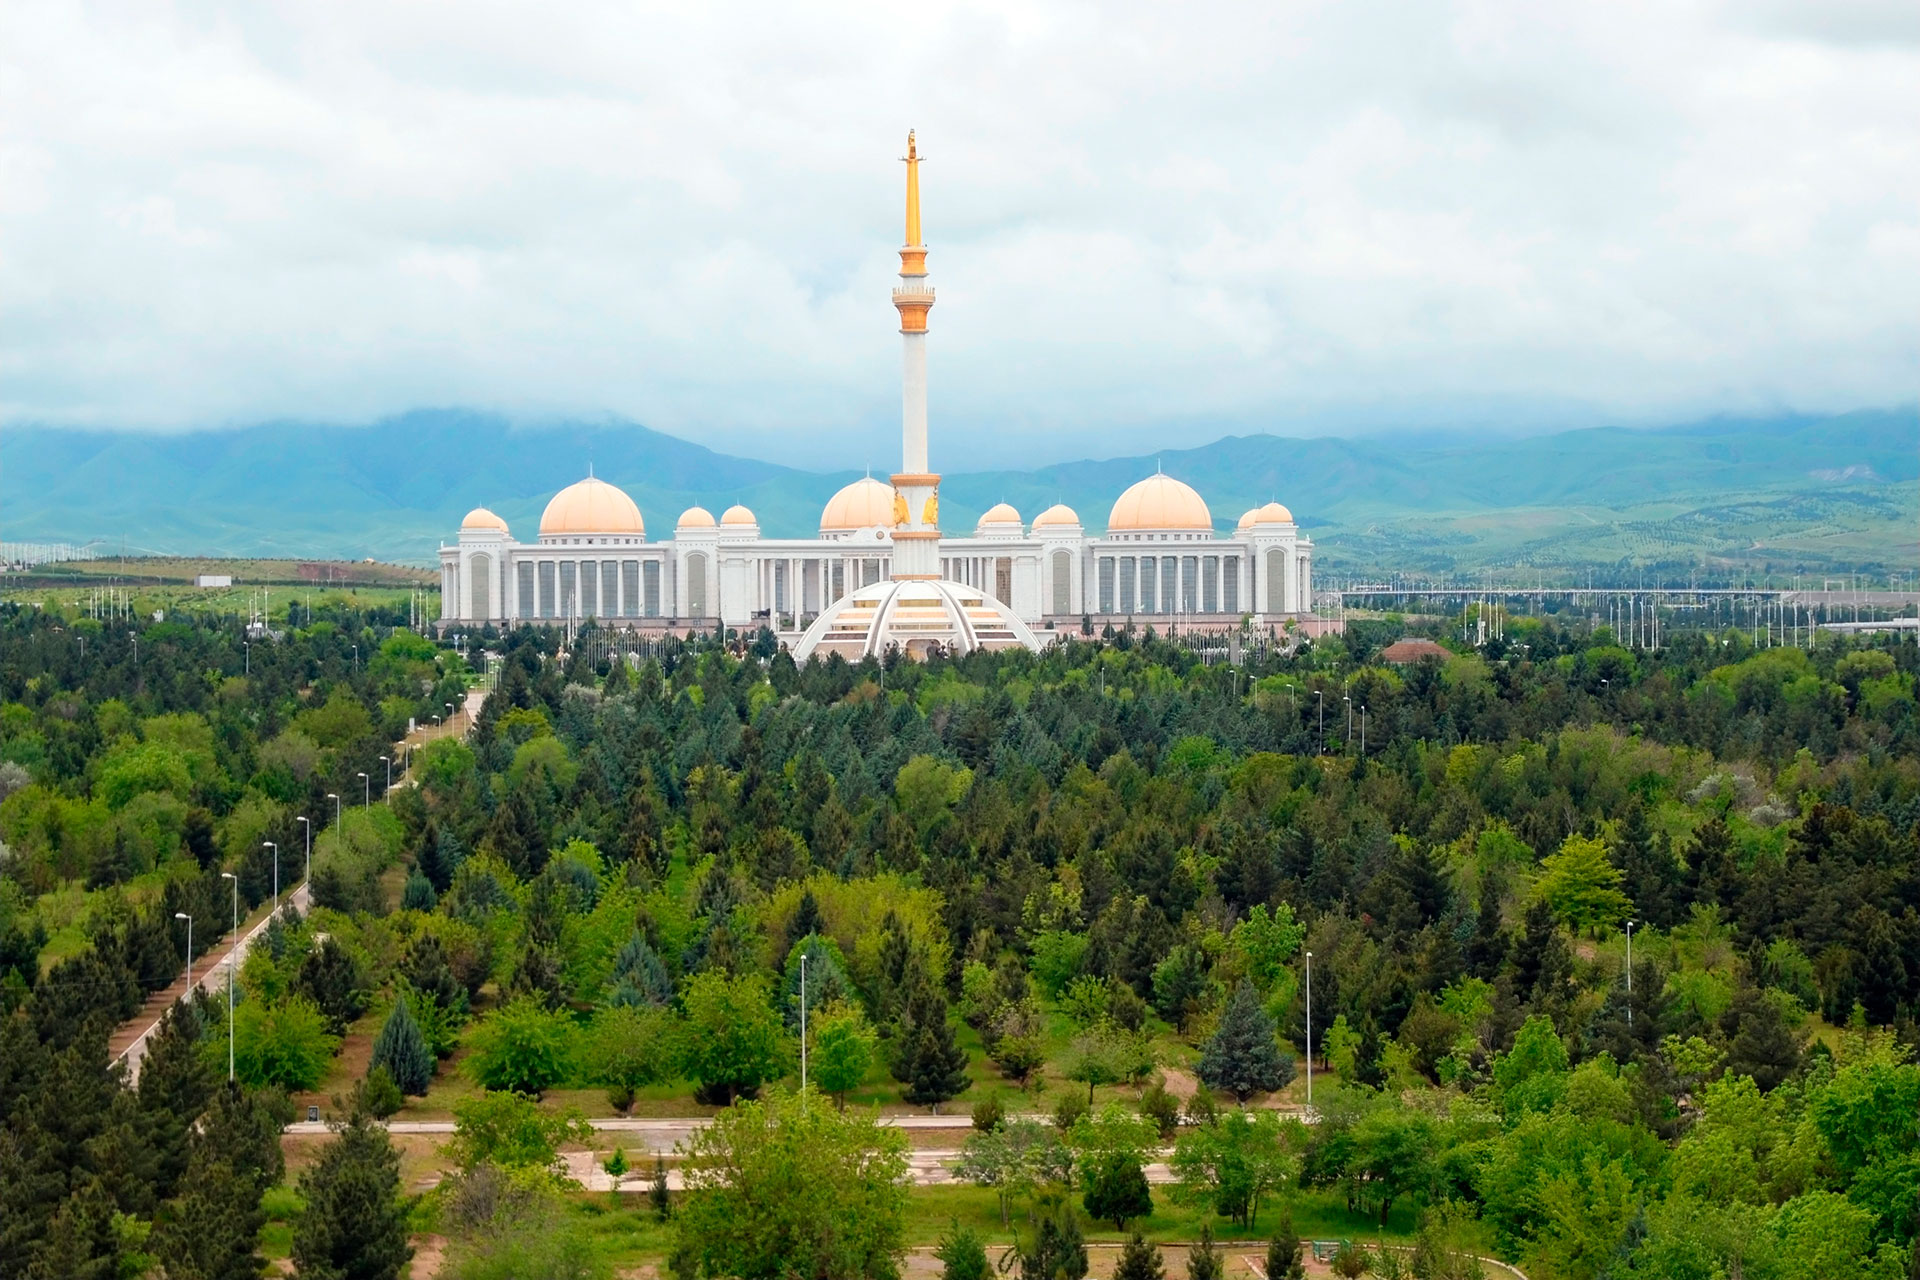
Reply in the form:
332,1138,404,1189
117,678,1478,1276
903,328,928,474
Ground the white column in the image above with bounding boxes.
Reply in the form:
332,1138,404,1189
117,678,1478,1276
903,331,928,475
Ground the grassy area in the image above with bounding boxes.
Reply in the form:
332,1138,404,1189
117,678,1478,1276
4,580,434,623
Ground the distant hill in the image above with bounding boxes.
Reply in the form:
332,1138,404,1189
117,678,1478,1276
3,407,1912,575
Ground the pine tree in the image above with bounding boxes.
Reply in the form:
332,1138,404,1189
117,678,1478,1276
1186,1222,1223,1280
1197,980,1294,1102
937,1220,991,1280
1083,1152,1154,1230
370,995,435,1096
1266,1214,1306,1280
150,1156,267,1280
608,931,674,1007
651,1154,672,1221
399,932,467,1018
1114,1231,1166,1280
28,1180,117,1280
295,936,369,1036
787,889,825,954
899,972,970,1110
400,869,437,911
137,1001,216,1201
292,1112,412,1280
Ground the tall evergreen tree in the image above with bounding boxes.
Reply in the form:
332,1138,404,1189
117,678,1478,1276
150,1156,267,1280
1266,1214,1306,1280
291,1112,412,1280
1113,1231,1166,1280
897,970,969,1110
1197,980,1294,1102
1186,1222,1224,1280
369,995,435,1097
608,931,675,1007
137,1001,216,1201
28,1179,117,1280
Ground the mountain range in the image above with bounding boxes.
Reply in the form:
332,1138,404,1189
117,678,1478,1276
3,407,1912,576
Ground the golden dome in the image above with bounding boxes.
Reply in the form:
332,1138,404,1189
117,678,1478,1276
1237,501,1295,529
677,506,716,529
1107,474,1211,532
461,507,508,533
1032,503,1081,529
976,502,1022,530
820,477,898,532
539,476,644,538
721,504,758,527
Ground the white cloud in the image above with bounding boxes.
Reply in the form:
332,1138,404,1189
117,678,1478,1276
0,0,1914,467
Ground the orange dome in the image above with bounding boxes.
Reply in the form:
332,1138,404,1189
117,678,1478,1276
677,506,716,529
820,477,897,532
721,504,758,527
1107,474,1211,532
461,507,508,533
976,502,1022,531
539,476,644,537
1032,503,1081,529
1237,501,1295,529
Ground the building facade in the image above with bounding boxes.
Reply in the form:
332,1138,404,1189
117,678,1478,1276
438,134,1313,646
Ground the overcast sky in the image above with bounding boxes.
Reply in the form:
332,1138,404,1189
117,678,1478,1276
2,1,1915,469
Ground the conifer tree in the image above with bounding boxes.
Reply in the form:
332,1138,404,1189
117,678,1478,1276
150,1156,266,1280
292,1112,412,1280
137,1001,216,1201
1186,1222,1223,1280
898,970,969,1110
400,869,437,911
28,1180,117,1280
608,931,675,1007
1114,1231,1166,1280
1197,980,1294,1102
370,995,434,1096
1266,1214,1306,1280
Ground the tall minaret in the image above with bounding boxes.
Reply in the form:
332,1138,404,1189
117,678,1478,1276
890,130,940,580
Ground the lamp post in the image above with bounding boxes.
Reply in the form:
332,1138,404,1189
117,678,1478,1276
358,772,369,808
263,842,278,912
243,641,249,675
1315,690,1324,754
445,701,455,727
1304,950,1314,1106
1343,693,1352,744
297,816,310,886
1360,706,1367,758
220,872,237,1081
175,912,192,994
380,755,391,794
328,792,341,831
800,952,809,1103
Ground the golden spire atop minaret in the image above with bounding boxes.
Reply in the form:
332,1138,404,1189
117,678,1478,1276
890,129,939,580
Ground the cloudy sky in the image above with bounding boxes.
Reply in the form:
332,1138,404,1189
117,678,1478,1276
2,1,1915,468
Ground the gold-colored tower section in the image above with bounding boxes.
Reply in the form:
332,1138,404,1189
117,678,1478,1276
890,129,940,579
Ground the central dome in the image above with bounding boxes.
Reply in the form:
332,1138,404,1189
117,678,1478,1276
793,579,1040,662
820,477,898,533
540,476,644,538
1108,474,1211,532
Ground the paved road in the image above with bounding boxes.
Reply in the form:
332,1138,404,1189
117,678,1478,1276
111,878,311,1083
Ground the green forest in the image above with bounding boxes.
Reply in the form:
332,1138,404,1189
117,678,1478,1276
1,599,1917,1280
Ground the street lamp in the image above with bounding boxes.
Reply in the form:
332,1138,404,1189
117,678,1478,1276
800,952,809,1103
445,701,455,726
175,912,192,994
358,772,369,808
263,842,278,912
219,872,237,1080
243,640,249,675
380,755,391,793
327,792,341,830
1315,690,1324,754
1343,693,1352,743
296,816,311,886
1360,706,1367,758
1304,950,1314,1106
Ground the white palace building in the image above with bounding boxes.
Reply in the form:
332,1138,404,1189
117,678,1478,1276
439,134,1313,659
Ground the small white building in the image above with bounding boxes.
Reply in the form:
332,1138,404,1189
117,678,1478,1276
194,574,233,588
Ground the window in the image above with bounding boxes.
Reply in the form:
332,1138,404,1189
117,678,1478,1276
1160,557,1176,613
1051,550,1071,614
1139,555,1156,613
603,561,620,617
1181,556,1199,613
579,561,597,618
470,553,491,620
559,561,577,618
687,552,708,616
1119,557,1136,612
533,561,552,618
517,561,535,619
633,561,652,617
1203,555,1219,613
1266,549,1285,613
1224,556,1239,614
1097,557,1115,613
996,557,1012,604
